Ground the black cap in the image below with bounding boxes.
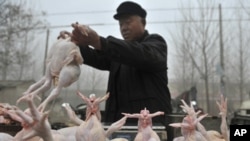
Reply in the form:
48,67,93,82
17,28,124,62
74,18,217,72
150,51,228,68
113,1,147,20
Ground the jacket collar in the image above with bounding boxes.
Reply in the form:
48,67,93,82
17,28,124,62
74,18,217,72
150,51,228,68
137,30,149,42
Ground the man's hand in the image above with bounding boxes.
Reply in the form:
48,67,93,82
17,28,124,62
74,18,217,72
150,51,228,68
57,31,72,39
71,22,101,49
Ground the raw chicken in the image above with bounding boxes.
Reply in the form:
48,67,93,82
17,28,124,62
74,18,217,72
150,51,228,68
76,91,109,121
170,95,229,141
17,36,83,111
207,95,229,141
75,115,106,141
62,103,84,125
1,95,75,141
105,116,128,139
74,92,128,141
75,114,128,141
0,133,13,141
169,100,209,141
62,97,128,140
57,126,79,141
13,95,60,141
122,108,164,141
0,103,20,125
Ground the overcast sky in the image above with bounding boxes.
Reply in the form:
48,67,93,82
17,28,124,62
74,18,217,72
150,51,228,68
22,0,247,79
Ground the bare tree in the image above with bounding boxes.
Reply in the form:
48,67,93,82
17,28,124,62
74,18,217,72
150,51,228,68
0,0,47,80
172,0,221,113
227,7,250,103
239,0,250,17
171,21,199,92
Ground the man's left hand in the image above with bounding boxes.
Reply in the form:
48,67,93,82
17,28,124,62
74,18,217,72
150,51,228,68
71,22,101,49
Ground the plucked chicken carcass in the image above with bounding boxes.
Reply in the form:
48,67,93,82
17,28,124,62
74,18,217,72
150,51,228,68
170,95,229,141
122,108,164,141
76,91,109,121
75,115,106,141
169,100,209,141
0,103,20,125
17,35,83,111
74,92,128,141
61,103,84,126
207,95,229,141
0,133,13,141
2,95,80,141
62,103,128,141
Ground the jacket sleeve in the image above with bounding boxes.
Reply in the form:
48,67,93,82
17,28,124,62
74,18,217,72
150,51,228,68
79,45,111,71
101,34,168,72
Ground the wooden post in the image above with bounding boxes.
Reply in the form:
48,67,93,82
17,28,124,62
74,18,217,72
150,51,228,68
219,4,225,96
43,29,50,75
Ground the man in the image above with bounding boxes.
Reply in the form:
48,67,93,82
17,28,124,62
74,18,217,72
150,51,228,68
69,1,173,140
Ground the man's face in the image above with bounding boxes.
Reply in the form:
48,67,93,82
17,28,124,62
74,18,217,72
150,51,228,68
118,15,145,41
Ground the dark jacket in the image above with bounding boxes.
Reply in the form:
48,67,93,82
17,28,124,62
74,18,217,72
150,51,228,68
79,30,172,125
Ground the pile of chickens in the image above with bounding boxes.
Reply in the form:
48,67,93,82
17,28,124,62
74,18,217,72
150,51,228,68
0,93,231,141
0,90,165,141
0,91,128,141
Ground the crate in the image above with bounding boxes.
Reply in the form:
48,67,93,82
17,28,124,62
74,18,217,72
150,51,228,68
0,124,22,136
